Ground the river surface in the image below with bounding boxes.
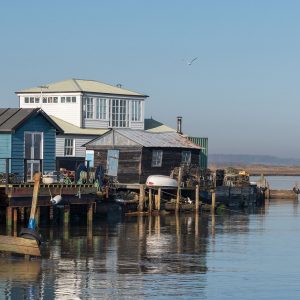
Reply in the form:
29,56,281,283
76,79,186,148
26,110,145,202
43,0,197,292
1,177,300,299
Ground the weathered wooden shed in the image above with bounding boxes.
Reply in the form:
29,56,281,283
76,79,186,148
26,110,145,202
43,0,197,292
0,108,62,182
85,129,201,184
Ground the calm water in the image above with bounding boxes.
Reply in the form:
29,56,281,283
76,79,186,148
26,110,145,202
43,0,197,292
1,177,300,299
251,175,300,189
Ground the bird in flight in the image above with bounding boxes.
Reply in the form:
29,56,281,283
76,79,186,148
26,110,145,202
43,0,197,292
187,57,198,65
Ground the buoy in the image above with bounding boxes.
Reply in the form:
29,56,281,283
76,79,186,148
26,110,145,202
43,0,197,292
50,195,62,205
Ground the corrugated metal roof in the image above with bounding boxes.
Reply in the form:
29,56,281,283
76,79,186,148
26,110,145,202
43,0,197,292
144,118,176,133
16,79,147,97
0,108,62,133
49,115,109,135
89,129,201,149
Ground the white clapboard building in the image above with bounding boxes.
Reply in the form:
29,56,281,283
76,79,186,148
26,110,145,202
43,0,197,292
17,79,148,170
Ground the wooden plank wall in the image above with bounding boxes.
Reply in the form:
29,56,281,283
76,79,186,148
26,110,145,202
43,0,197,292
140,148,200,183
93,147,142,183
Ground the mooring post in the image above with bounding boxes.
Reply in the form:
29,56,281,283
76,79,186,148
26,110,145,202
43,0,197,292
13,208,18,236
195,185,200,212
87,203,93,227
49,205,53,224
211,190,216,212
27,173,41,230
176,167,182,213
148,188,153,213
64,205,70,227
157,187,161,211
138,184,145,212
35,207,40,227
6,207,13,230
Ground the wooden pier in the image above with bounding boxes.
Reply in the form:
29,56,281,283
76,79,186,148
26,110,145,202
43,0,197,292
0,183,97,232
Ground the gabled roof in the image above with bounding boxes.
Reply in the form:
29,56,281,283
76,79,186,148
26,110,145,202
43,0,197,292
16,79,148,97
144,118,176,133
86,129,201,149
50,115,108,136
0,108,63,133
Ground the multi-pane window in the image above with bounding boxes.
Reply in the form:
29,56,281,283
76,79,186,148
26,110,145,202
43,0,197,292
96,98,107,120
83,98,94,119
181,151,191,165
131,100,141,121
110,99,127,127
64,138,74,156
40,96,58,103
152,150,163,167
24,97,40,103
24,132,43,159
61,96,76,103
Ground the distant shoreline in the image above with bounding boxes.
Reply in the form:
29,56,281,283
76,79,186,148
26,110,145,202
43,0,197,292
209,164,300,176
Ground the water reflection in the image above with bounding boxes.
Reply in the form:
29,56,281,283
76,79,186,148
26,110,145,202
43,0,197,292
0,214,211,299
4,200,299,299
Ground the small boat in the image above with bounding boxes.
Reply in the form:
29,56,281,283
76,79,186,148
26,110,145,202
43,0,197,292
146,175,178,188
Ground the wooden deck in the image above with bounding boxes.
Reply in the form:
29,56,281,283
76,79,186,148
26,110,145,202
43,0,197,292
0,183,97,207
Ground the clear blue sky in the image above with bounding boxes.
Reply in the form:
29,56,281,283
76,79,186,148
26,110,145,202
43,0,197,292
0,0,300,158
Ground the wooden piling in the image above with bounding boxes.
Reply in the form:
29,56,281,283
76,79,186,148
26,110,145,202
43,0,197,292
13,208,18,237
27,173,41,230
195,185,199,212
138,184,145,212
87,203,93,227
49,206,53,223
6,207,13,229
148,188,153,213
157,188,161,211
64,205,70,227
176,167,182,212
211,190,216,211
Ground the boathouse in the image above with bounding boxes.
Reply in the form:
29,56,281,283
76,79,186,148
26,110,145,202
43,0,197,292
85,129,201,184
0,108,62,182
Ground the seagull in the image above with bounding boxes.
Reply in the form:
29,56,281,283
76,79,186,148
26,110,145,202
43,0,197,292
187,57,198,66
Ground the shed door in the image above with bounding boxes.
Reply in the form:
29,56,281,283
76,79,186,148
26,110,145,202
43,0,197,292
106,150,119,177
25,132,43,181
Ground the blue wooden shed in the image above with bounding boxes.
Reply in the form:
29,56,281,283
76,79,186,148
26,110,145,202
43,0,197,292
0,108,62,182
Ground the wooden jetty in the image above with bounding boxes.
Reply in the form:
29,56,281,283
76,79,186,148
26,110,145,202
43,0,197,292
0,181,97,233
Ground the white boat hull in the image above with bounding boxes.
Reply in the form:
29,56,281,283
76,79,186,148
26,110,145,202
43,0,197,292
146,175,178,188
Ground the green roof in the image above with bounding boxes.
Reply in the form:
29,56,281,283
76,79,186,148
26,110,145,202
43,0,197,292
144,118,176,133
49,115,108,136
16,79,147,97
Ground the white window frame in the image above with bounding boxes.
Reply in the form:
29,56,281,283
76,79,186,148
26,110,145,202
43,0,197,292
24,131,44,159
96,98,107,120
109,98,128,127
181,151,191,165
83,97,94,119
61,96,76,103
64,138,75,157
131,100,141,122
151,150,163,167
